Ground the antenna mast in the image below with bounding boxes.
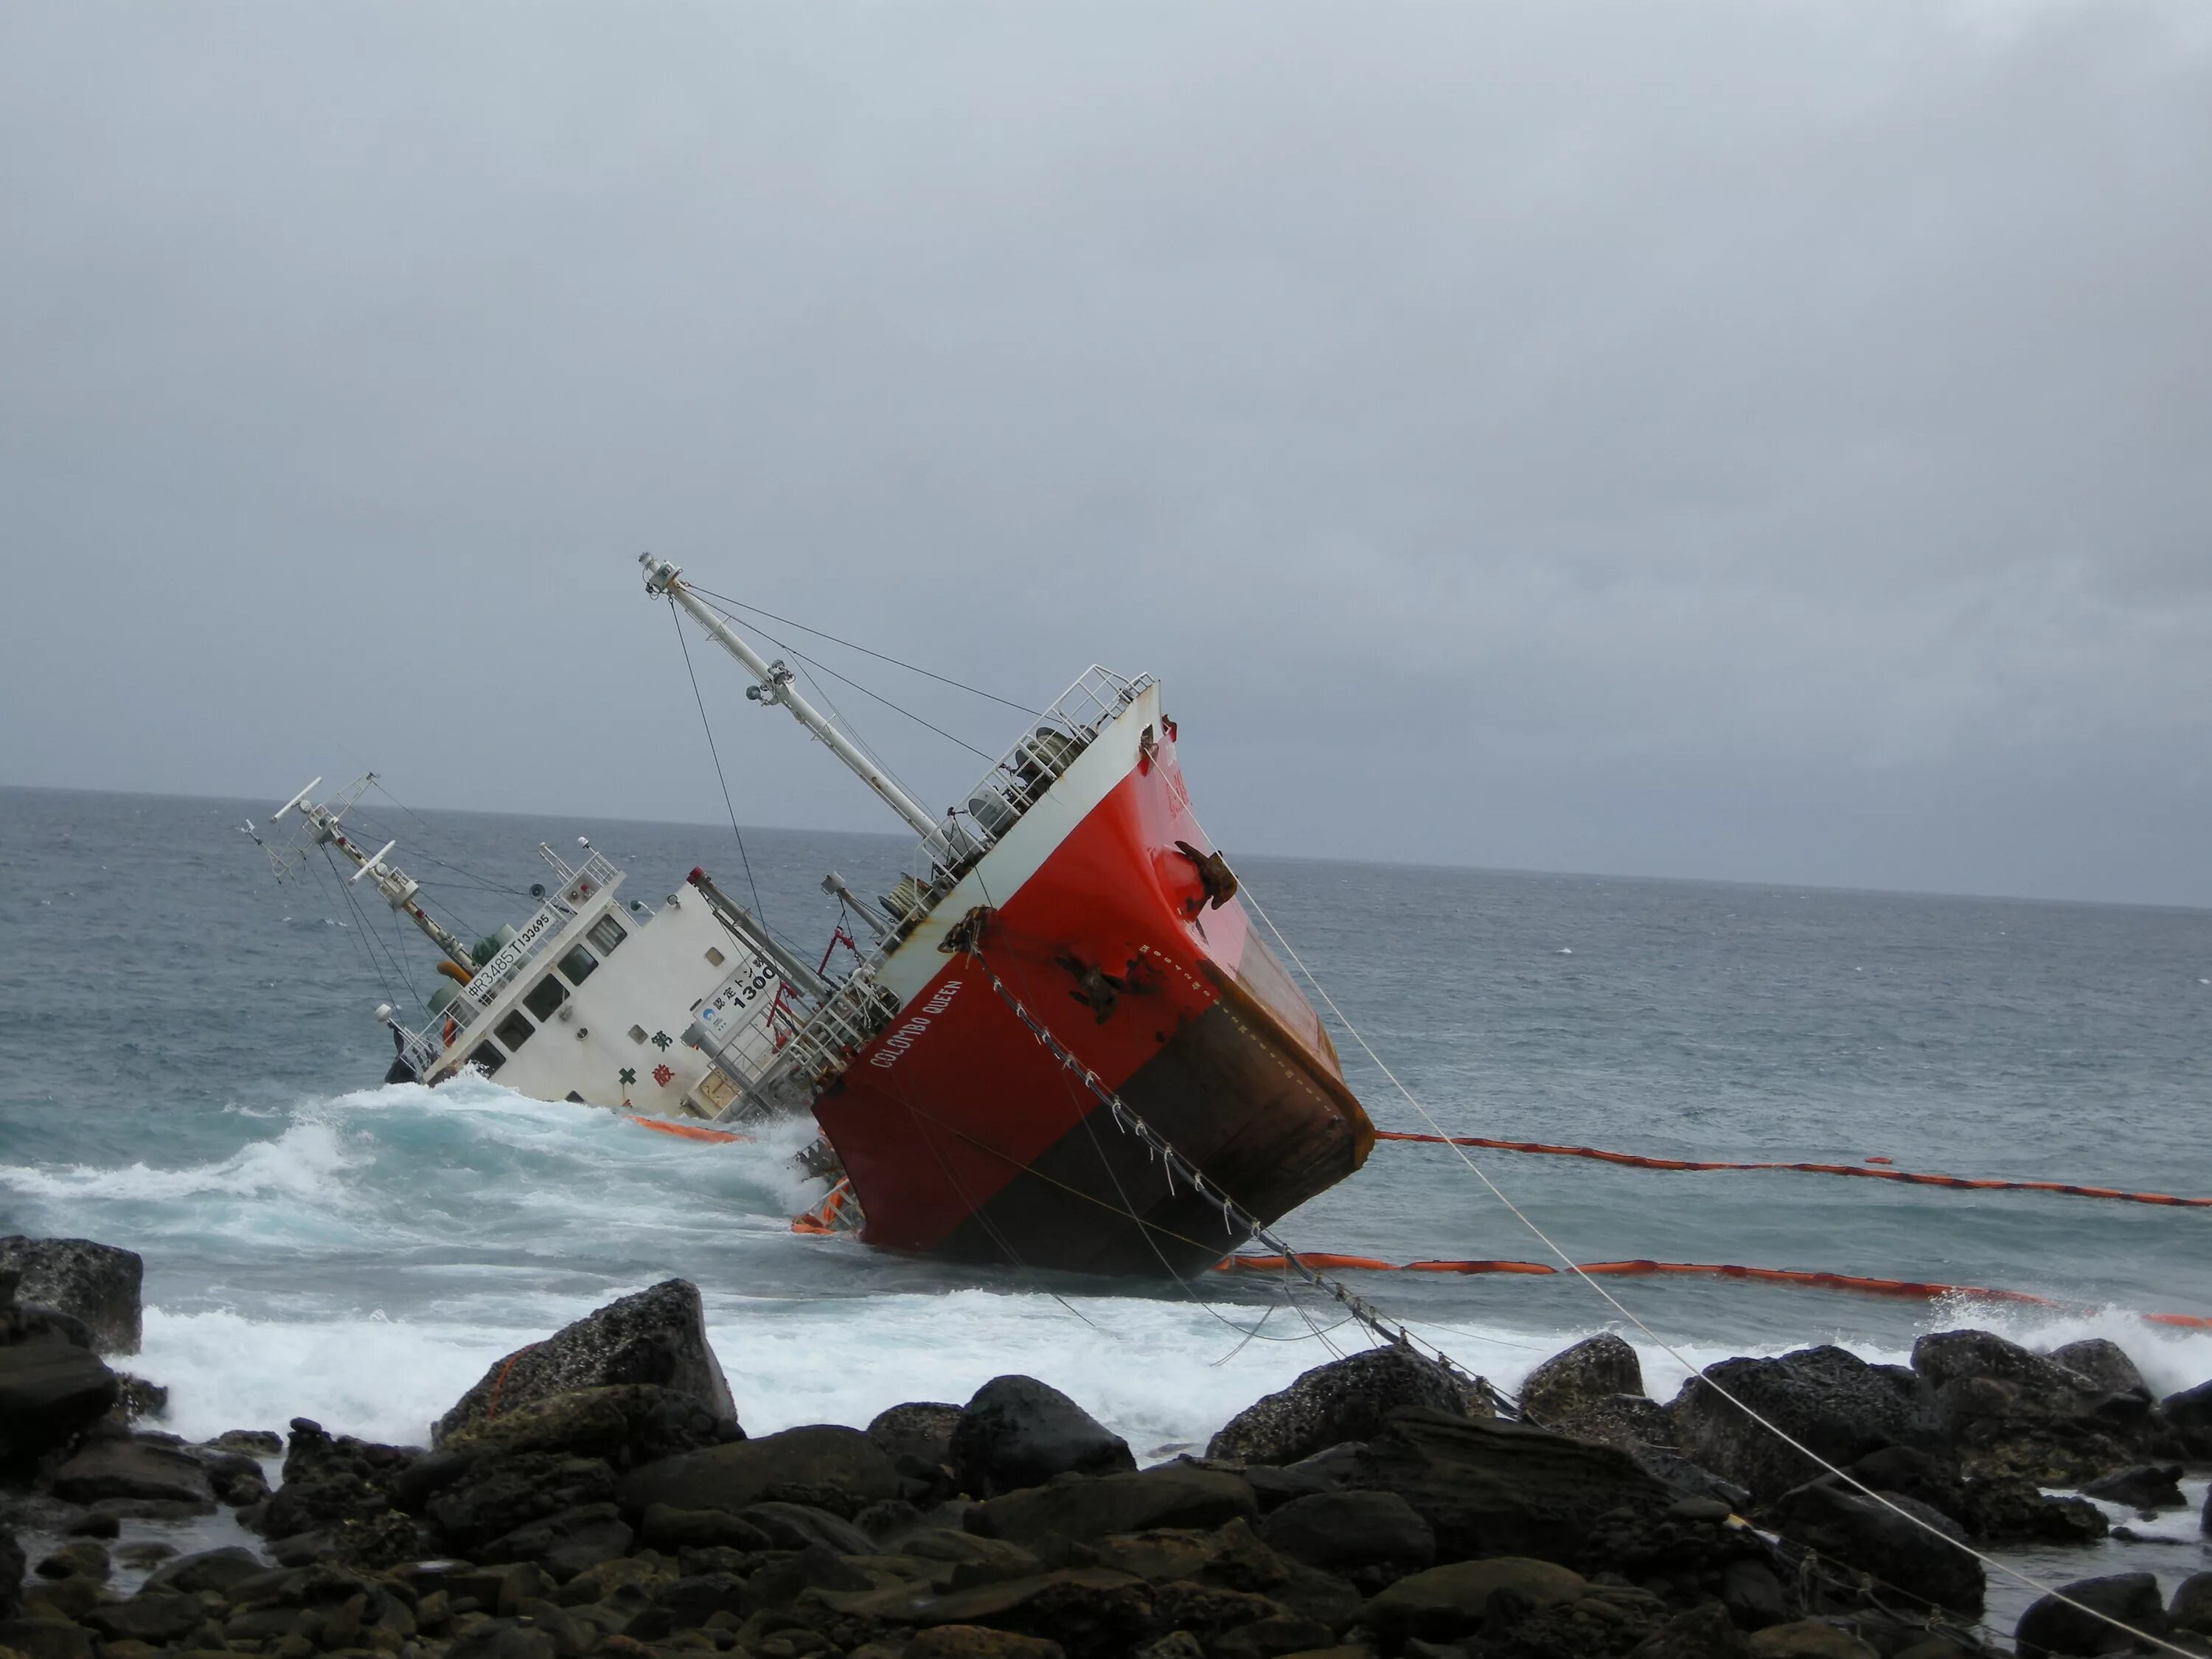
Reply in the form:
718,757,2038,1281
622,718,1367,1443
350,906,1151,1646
271,776,476,972
641,554,947,844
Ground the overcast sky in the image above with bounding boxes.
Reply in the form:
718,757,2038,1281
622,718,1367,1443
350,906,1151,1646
4,1,2208,907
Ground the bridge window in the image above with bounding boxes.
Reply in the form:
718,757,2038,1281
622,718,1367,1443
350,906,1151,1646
586,914,628,956
494,1009,535,1051
467,1040,506,1076
524,975,568,1022
557,944,598,987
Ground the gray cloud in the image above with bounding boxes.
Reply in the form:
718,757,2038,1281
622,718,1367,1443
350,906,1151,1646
3,0,2208,904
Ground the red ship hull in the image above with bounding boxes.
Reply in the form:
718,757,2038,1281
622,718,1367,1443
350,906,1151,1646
813,689,1374,1276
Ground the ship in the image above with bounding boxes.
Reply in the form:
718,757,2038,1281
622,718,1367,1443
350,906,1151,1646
264,554,1374,1276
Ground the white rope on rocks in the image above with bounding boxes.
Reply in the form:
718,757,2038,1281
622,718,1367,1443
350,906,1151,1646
1236,883,2191,1659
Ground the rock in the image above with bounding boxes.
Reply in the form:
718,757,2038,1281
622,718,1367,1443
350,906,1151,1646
1722,1557,1792,1630
1913,1330,2171,1481
975,1465,1257,1544
435,1281,735,1445
906,1629,1067,1659
1628,1601,1754,1658
1519,1334,1644,1426
950,1377,1135,1499
2078,1464,2185,1510
0,1618,97,1659
1764,1480,1983,1615
1365,1557,1585,1646
1206,1349,1478,1469
113,1374,166,1422
209,1427,284,1455
636,1503,773,1552
2014,1571,2166,1657
1671,1346,1927,1503
142,1547,266,1595
822,1568,1155,1659
204,1451,271,1507
1554,1394,1679,1455
1352,1405,1671,1565
34,1542,108,1581
479,1501,635,1576
427,1453,616,1551
1747,1621,1877,1658
868,1402,963,1468
441,1383,731,1470
0,1336,119,1471
1958,1475,2107,1544
616,1424,897,1516
1259,1489,1433,1576
49,1437,214,1506
1913,1329,2094,1405
445,1620,560,1659
734,1500,874,1554
2169,1572,2212,1636
2163,1379,2212,1458
0,1238,142,1355
83,1593,206,1645
2046,1341,2150,1401
0,1528,22,1619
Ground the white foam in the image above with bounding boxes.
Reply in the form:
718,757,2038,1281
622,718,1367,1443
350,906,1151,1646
0,1120,360,1205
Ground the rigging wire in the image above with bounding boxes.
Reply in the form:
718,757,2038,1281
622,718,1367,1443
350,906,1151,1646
669,597,771,931
683,581,1039,716
1229,879,2194,1659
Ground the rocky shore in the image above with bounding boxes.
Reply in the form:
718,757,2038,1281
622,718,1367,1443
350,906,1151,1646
4,1237,2210,1659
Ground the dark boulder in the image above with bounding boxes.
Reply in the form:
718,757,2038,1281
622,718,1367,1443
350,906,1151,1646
974,1464,1256,1544
2014,1571,2166,1657
1363,1556,1587,1648
2078,1463,2185,1510
83,1592,206,1645
2046,1340,2150,1402
1257,1488,1433,1575
1206,1347,1478,1469
734,1499,874,1554
636,1503,773,1551
1670,1346,1927,1503
1554,1393,1678,1455
0,1337,118,1472
616,1423,897,1515
951,1376,1135,1498
0,1238,142,1355
2162,1378,2212,1459
1764,1478,1983,1615
1958,1475,2107,1544
1840,1446,1964,1523
49,1436,214,1506
0,1621,96,1659
142,1545,265,1595
2171,1571,2212,1637
1628,1600,1754,1658
0,1528,22,1619
1913,1329,2174,1481
1518,1333,1644,1426
477,1500,634,1577
440,1382,731,1469
435,1280,734,1445
1352,1404,1672,1565
427,1453,616,1551
869,1400,963,1467
813,1566,1155,1659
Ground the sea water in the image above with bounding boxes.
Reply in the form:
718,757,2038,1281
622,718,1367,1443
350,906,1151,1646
3,784,2208,1630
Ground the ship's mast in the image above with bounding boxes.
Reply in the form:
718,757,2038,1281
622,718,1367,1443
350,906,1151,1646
641,554,947,845
274,776,476,971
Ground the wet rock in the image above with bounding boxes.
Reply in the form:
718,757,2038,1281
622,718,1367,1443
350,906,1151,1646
1627,1601,1754,1658
49,1437,214,1506
735,1500,874,1554
1914,1329,2174,1481
446,1619,560,1659
0,1238,142,1355
975,1465,1257,1544
2170,1571,2212,1636
868,1402,963,1468
210,1427,284,1455
1519,1334,1644,1426
1957,1475,2107,1544
0,1617,97,1659
1722,1557,1792,1630
950,1377,1135,1499
617,1424,897,1516
479,1501,635,1577
0,1528,23,1618
1366,1557,1586,1647
437,1281,736,1444
1206,1349,1478,1469
2014,1571,2166,1657
142,1546,266,1596
637,1503,773,1552
1764,1479,1983,1615
1841,1446,1964,1523
1258,1489,1433,1576
34,1541,109,1581
2045,1341,2150,1402
202,1450,271,1507
428,1453,617,1552
441,1382,732,1470
906,1627,1065,1659
1747,1621,1877,1657
1554,1394,1679,1455
0,1332,119,1472
1671,1346,1927,1503
84,1593,206,1645
2163,1379,2212,1458
1352,1405,1672,1565
2078,1463,2185,1510
1913,1330,2096,1408
816,1567,1153,1659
